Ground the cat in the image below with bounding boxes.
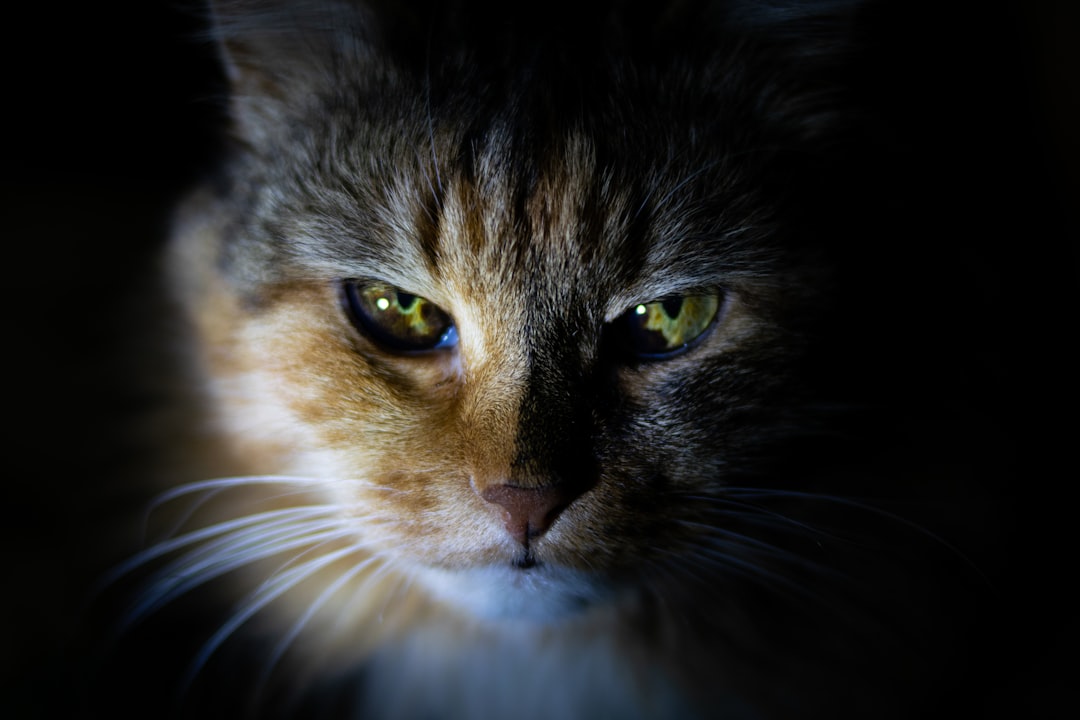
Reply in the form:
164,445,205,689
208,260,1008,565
87,1,1008,718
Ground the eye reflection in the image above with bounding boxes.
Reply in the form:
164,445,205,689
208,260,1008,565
618,293,722,358
342,280,458,353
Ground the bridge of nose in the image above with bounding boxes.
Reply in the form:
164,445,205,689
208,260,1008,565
461,365,597,545
452,272,601,546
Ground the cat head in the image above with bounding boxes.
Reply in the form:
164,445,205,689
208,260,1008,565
170,0,867,622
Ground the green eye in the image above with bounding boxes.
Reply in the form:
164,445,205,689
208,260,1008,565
617,293,722,358
342,279,458,353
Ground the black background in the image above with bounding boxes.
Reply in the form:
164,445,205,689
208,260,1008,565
4,1,1076,718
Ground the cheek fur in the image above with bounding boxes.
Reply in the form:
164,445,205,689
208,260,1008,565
197,280,681,581
202,281,533,569
205,281,763,571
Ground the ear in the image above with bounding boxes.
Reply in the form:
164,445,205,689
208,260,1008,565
205,0,382,144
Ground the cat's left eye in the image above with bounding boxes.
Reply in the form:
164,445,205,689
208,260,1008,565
342,279,458,353
615,293,723,359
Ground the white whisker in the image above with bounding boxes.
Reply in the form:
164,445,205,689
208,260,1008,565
99,506,342,598
181,543,366,694
154,521,345,589
680,491,833,539
721,486,990,584
252,526,376,592
148,476,334,509
332,555,405,632
143,484,229,546
254,553,384,698
124,524,355,630
682,543,826,603
677,518,799,557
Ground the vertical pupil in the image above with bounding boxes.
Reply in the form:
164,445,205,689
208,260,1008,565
395,291,417,312
661,298,683,318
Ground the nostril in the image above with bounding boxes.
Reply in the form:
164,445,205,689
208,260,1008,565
480,483,580,545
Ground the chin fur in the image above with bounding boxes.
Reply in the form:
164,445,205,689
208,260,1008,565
415,562,620,623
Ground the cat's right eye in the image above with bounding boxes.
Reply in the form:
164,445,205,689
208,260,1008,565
342,280,458,353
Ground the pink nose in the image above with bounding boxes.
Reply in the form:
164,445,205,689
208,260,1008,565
481,483,581,545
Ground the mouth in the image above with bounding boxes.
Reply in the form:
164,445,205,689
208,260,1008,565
512,548,538,570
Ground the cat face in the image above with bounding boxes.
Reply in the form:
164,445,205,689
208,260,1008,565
178,128,816,623
84,4,1026,719
167,0,839,636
